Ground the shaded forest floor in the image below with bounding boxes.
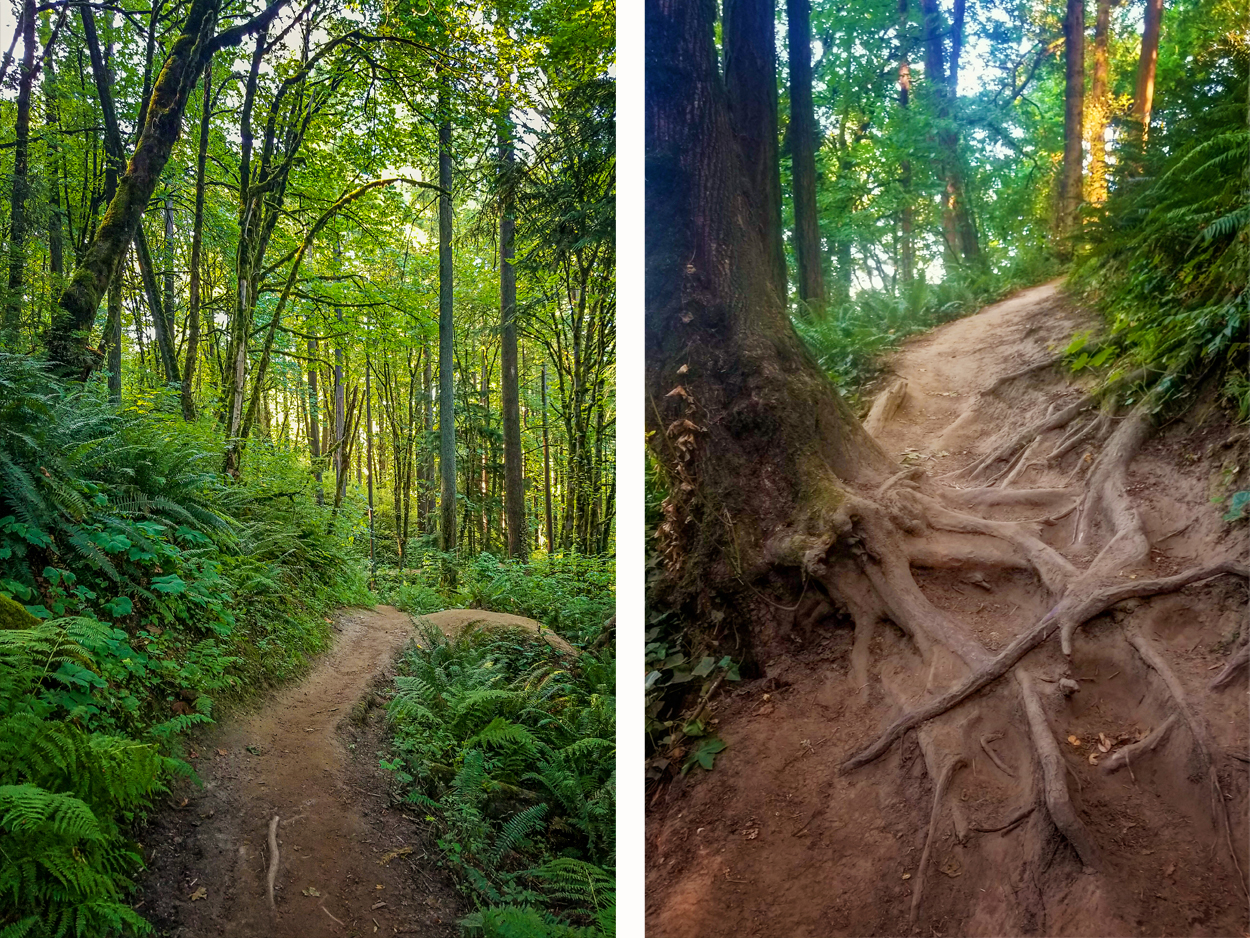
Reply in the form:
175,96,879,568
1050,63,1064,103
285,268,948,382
646,281,1249,937
135,605,557,937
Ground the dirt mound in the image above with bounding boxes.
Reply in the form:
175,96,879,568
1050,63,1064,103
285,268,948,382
420,608,579,655
647,283,1249,937
138,606,461,937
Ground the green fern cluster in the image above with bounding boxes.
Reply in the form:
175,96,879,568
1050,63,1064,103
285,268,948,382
0,620,179,937
1072,45,1248,414
385,621,614,935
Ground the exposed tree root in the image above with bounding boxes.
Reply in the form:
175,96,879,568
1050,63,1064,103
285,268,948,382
865,378,909,439
972,803,1036,834
1211,641,1249,690
1016,670,1099,872
1101,713,1178,774
266,814,280,910
948,396,1090,484
979,732,1015,778
983,357,1061,395
1125,630,1248,895
910,755,967,927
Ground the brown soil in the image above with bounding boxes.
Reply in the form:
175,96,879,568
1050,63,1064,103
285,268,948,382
136,605,550,937
646,282,1250,937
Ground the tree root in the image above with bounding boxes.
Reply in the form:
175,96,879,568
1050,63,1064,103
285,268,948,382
910,755,967,927
972,803,1036,834
1125,630,1248,895
949,397,1090,484
1101,714,1178,775
865,378,909,438
1016,670,1099,872
984,358,1061,395
267,814,280,910
979,732,1015,778
1211,641,1249,690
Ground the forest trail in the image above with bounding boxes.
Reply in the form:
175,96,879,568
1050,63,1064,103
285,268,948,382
647,283,1249,937
137,605,555,937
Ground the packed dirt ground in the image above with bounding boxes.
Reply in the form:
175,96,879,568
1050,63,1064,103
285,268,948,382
646,282,1250,937
137,606,553,937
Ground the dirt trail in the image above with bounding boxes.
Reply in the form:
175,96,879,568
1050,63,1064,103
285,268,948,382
647,282,1249,937
138,604,556,936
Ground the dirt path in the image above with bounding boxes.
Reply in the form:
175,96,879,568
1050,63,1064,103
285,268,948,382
647,283,1249,937
138,604,557,937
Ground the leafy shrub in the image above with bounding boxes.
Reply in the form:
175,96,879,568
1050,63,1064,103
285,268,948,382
383,619,614,937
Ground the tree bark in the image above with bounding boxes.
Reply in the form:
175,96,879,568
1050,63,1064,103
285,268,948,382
786,0,825,315
43,40,64,280
4,0,37,332
1058,0,1085,245
724,0,786,305
438,91,457,553
1132,0,1164,142
1086,0,1111,203
182,66,211,420
499,116,527,561
647,0,892,607
45,0,222,378
542,360,554,552
898,0,915,289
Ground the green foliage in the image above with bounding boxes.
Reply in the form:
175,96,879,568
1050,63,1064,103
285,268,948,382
383,617,614,936
0,357,370,934
374,552,614,646
1072,45,1248,414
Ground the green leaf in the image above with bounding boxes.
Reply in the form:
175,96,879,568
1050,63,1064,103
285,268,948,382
1223,491,1250,522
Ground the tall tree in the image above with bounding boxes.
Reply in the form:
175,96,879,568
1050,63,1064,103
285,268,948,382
499,115,527,560
438,85,457,553
897,0,915,288
4,0,37,333
1058,0,1085,244
182,66,212,421
1086,0,1112,203
1132,0,1165,142
724,0,786,305
786,0,826,314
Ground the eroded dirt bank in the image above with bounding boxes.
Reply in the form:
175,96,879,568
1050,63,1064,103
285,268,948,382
646,282,1249,937
137,605,473,937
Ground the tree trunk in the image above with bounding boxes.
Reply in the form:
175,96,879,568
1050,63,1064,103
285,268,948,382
1132,0,1164,143
4,0,37,333
1058,0,1085,245
542,361,554,552
499,117,527,560
724,0,786,305
182,66,211,420
438,96,457,553
45,0,222,378
786,0,825,315
423,346,434,535
134,224,180,384
647,0,892,610
334,308,346,494
44,46,64,281
898,0,915,290
307,327,324,503
1086,0,1112,205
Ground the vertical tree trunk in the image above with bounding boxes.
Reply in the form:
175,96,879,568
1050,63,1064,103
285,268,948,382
438,95,457,553
724,0,786,305
1086,0,1112,203
334,308,345,494
423,346,434,534
4,0,37,333
44,48,64,281
45,0,221,378
106,272,123,402
898,0,915,290
542,361,554,552
499,116,528,560
1132,0,1164,143
134,225,180,384
480,350,489,554
1058,0,1085,244
365,352,375,578
307,328,324,502
182,66,211,420
786,0,826,315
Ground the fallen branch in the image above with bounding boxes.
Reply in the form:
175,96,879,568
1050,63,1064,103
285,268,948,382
266,814,280,910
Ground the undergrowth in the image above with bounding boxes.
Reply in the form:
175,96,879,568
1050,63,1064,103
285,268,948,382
1070,44,1248,420
0,356,369,936
381,586,615,938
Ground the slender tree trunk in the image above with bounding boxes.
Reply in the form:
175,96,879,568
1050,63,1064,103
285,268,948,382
134,225,180,384
898,0,915,290
1087,0,1112,203
480,350,489,554
365,351,375,578
106,270,123,402
542,361,554,552
44,50,64,281
1132,0,1164,143
423,347,434,534
307,328,324,502
724,0,786,305
499,117,528,560
4,0,37,333
438,94,457,553
1058,0,1085,244
45,0,222,378
786,0,826,315
182,66,211,420
335,308,345,495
